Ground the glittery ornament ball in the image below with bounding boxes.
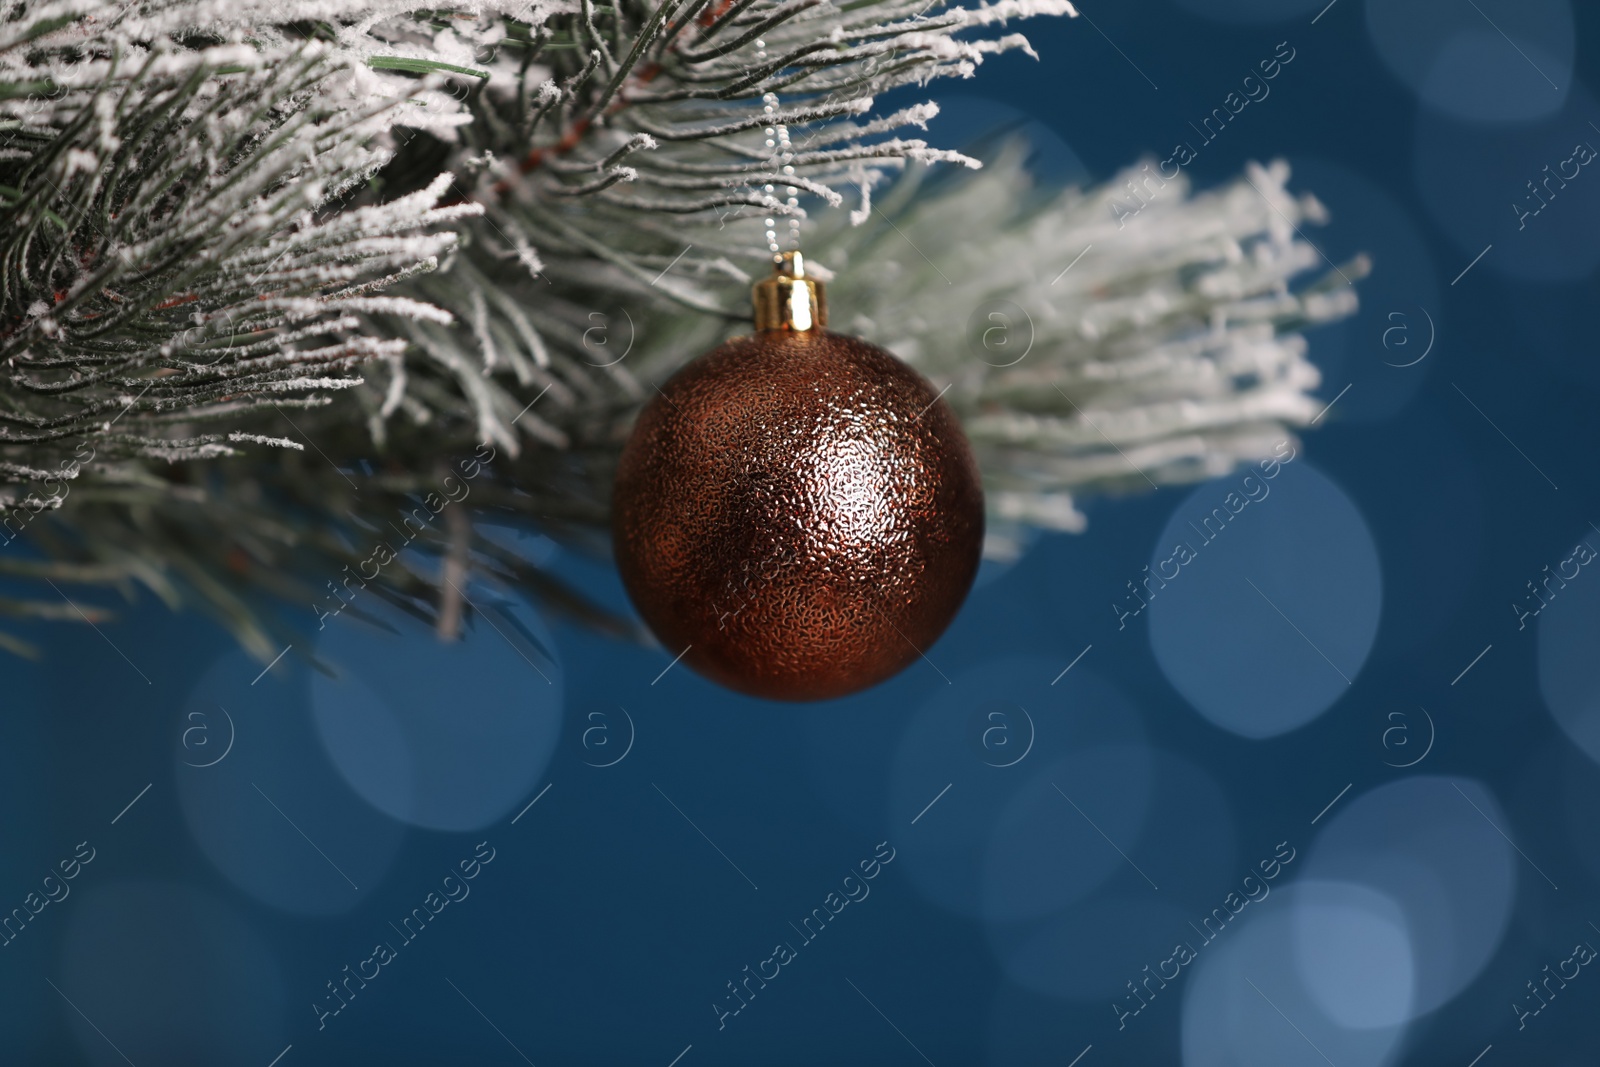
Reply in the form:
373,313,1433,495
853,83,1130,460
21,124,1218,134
612,328,984,701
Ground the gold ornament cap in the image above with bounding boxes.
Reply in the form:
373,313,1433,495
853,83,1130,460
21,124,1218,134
752,251,827,332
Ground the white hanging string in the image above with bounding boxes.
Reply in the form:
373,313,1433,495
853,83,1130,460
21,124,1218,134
755,38,800,255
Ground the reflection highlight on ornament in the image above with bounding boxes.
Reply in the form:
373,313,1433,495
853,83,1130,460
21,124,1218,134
803,436,897,544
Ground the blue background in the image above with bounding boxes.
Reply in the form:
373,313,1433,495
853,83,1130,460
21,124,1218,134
6,1,1600,1064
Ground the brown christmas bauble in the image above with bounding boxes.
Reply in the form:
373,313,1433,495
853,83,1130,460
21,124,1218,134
612,253,983,701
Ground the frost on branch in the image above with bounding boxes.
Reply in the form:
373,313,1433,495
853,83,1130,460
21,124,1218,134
0,0,1362,659
610,149,1366,562
0,2,484,653
0,9,478,481
373,0,1078,461
810,151,1366,561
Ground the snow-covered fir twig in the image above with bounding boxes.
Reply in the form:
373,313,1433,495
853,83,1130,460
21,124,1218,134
808,150,1367,560
0,0,1361,659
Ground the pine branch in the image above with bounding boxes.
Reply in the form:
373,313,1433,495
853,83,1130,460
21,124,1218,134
0,0,1367,662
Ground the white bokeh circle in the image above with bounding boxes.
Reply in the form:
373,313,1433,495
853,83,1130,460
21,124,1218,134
985,751,1238,1002
1412,79,1600,283
1181,881,1414,1066
1291,881,1416,1029
1368,0,1573,123
312,589,564,831
1538,534,1600,767
175,646,407,914
1148,460,1382,738
888,660,1147,917
1302,776,1518,1018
